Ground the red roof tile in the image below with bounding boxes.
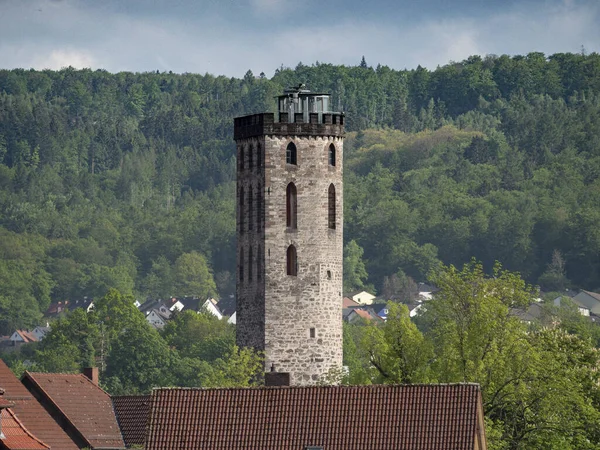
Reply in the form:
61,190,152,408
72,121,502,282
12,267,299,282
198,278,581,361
14,331,38,343
146,384,487,450
112,395,151,448
22,372,125,450
0,360,78,450
342,297,360,308
1,408,50,449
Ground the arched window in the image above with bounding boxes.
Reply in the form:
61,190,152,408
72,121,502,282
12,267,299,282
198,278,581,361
286,183,297,229
239,247,244,282
239,145,245,171
287,245,298,276
328,184,336,229
248,188,254,231
248,246,253,282
286,142,297,165
328,143,336,166
239,187,245,233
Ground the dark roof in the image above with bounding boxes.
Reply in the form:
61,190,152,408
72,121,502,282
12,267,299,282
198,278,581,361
146,384,486,450
22,372,125,450
0,360,78,450
44,302,69,317
216,297,236,316
112,395,151,448
581,290,600,302
66,297,94,312
177,297,202,311
510,303,543,322
138,299,164,315
370,303,388,314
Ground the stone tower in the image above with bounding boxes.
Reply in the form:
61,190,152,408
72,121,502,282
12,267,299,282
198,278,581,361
234,86,344,385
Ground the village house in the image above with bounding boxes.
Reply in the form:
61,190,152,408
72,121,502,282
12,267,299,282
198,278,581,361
21,368,125,449
351,291,376,305
144,384,488,449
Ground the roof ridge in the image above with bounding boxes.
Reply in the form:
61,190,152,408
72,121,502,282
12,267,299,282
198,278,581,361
26,371,113,398
152,382,481,392
5,407,51,449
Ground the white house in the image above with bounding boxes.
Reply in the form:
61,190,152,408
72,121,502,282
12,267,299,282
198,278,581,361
572,290,600,315
9,330,38,345
169,300,185,312
227,311,237,325
146,307,171,329
201,299,223,320
31,325,51,341
352,291,376,305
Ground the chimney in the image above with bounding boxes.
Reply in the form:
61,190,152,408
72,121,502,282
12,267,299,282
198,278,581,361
83,367,99,386
264,364,290,387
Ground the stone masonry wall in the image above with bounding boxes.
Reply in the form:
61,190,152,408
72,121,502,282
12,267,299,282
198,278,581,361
235,114,344,386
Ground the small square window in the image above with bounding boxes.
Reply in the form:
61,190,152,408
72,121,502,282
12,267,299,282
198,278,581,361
309,328,316,338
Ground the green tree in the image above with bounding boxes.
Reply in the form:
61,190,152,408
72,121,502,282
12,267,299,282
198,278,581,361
173,251,217,299
162,310,234,362
343,240,369,293
104,318,176,394
365,303,433,383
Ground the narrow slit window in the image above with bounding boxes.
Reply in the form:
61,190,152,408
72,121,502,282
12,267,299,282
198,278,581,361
286,142,297,165
286,182,297,229
248,246,253,282
257,183,262,231
239,187,245,233
239,145,245,171
249,188,254,231
328,143,336,166
309,328,316,338
287,245,298,276
239,247,244,282
257,245,262,280
328,184,336,229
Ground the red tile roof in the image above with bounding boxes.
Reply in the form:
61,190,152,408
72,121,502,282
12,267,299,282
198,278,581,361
1,408,50,449
146,384,487,450
0,360,78,450
342,297,360,308
22,372,125,450
112,395,151,448
13,331,38,343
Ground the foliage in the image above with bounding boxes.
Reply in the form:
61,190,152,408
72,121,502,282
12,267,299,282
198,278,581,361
16,289,262,394
0,54,600,327
347,262,600,449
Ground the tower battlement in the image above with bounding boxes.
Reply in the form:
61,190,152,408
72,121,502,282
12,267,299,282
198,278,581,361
234,113,344,140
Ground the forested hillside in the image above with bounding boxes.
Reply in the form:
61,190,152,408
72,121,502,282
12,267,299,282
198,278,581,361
1,52,600,333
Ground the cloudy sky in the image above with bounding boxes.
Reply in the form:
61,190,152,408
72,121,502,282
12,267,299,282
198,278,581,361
0,0,598,78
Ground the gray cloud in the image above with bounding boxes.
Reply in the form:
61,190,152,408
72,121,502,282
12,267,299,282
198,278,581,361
0,0,598,77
